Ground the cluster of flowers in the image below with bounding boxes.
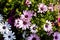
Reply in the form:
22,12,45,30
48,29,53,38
13,7,59,40
0,0,60,40
14,10,40,40
14,0,60,40
0,14,16,40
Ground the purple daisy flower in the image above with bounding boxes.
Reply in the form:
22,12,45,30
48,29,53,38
48,3,54,12
48,7,54,12
21,20,31,30
26,34,40,40
25,0,31,7
53,32,60,40
38,3,48,13
20,10,34,22
14,18,31,30
14,18,23,28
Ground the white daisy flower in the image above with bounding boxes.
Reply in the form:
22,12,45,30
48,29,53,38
30,24,38,33
3,31,16,40
0,22,11,34
4,22,11,29
0,14,3,22
43,20,52,32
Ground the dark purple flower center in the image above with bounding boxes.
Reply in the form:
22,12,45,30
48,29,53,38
55,35,58,39
45,23,49,28
23,21,27,25
45,25,48,28
32,37,36,40
8,35,11,38
41,7,43,11
33,27,36,30
17,20,19,22
25,15,28,18
16,20,20,25
27,1,29,4
16,22,19,25
3,26,6,29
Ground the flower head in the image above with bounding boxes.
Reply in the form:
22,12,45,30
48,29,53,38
43,20,52,32
26,34,40,40
21,10,33,21
48,7,54,12
38,3,48,13
30,24,38,33
14,18,31,30
3,31,16,40
20,10,34,23
14,18,23,28
25,0,31,7
0,22,11,34
48,3,54,12
53,32,60,40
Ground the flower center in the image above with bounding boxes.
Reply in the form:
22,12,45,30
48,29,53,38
23,21,27,25
55,35,58,39
33,27,36,30
45,23,49,28
25,15,28,18
3,26,6,29
8,35,11,38
41,7,43,11
27,1,29,4
32,37,36,40
17,20,19,22
17,23,19,25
